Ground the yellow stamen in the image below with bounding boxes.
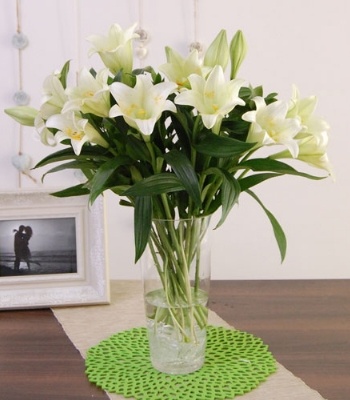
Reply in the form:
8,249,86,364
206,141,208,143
125,103,147,119
65,127,84,140
205,91,215,99
153,95,162,104
125,103,138,116
84,90,95,98
136,108,147,118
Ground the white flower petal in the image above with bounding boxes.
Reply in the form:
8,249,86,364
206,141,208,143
109,74,177,136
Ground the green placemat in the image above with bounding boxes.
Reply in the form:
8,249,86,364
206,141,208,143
85,325,277,400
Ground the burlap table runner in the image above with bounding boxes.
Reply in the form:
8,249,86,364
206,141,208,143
52,280,327,400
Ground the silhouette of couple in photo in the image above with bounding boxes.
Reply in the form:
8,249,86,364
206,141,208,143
13,225,36,273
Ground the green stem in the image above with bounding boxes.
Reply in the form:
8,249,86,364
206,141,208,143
203,177,223,214
147,220,208,341
145,140,157,172
107,146,119,157
235,147,260,179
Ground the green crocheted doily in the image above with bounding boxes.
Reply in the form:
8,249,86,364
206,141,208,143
85,325,276,400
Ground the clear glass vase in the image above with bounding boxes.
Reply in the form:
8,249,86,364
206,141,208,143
141,216,211,374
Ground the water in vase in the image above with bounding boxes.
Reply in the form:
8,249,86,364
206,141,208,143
145,288,208,374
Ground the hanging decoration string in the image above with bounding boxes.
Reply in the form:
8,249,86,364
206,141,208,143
74,0,81,80
189,0,203,55
134,0,148,66
193,0,198,44
72,0,88,184
11,0,36,185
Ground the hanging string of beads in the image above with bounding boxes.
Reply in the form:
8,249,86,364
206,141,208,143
11,0,36,185
134,0,149,65
189,0,203,56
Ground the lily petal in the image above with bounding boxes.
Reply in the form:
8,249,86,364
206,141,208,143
109,73,177,137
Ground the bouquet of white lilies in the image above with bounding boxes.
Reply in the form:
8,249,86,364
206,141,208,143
5,23,331,263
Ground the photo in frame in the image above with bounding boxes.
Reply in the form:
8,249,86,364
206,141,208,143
0,191,109,309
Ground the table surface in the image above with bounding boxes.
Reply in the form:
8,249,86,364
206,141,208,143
0,280,349,400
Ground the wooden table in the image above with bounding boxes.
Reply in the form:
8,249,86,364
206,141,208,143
0,280,349,400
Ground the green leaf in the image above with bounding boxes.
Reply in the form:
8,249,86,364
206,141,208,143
239,158,325,180
110,185,132,196
163,150,202,207
194,133,255,157
265,92,279,104
218,170,241,227
169,112,192,155
205,168,240,227
123,174,184,197
89,156,132,204
40,160,96,181
51,184,90,198
239,173,282,191
246,189,287,262
119,199,133,207
134,196,152,262
126,135,151,162
35,147,109,168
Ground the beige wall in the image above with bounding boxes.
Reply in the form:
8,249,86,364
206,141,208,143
1,0,348,279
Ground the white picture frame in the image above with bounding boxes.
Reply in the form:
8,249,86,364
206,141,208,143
0,191,110,309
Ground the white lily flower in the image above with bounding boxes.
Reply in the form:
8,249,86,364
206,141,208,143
87,23,138,74
242,97,301,158
297,132,333,174
288,85,330,141
159,47,210,89
271,131,333,175
34,113,56,146
46,112,108,155
63,68,111,117
175,65,245,133
40,73,68,120
109,73,177,137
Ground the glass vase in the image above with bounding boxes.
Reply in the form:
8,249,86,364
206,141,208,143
141,216,211,374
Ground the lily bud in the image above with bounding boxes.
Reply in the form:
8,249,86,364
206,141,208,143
229,30,248,79
204,29,229,70
4,106,38,126
87,23,138,74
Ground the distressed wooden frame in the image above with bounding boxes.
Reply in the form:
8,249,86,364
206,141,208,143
0,191,109,309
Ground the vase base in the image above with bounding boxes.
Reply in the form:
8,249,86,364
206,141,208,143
147,317,207,374
150,357,205,375
145,288,208,375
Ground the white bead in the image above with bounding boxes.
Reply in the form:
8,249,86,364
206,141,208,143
12,32,28,49
135,28,148,43
136,46,148,60
12,153,32,172
13,90,30,106
189,41,203,53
